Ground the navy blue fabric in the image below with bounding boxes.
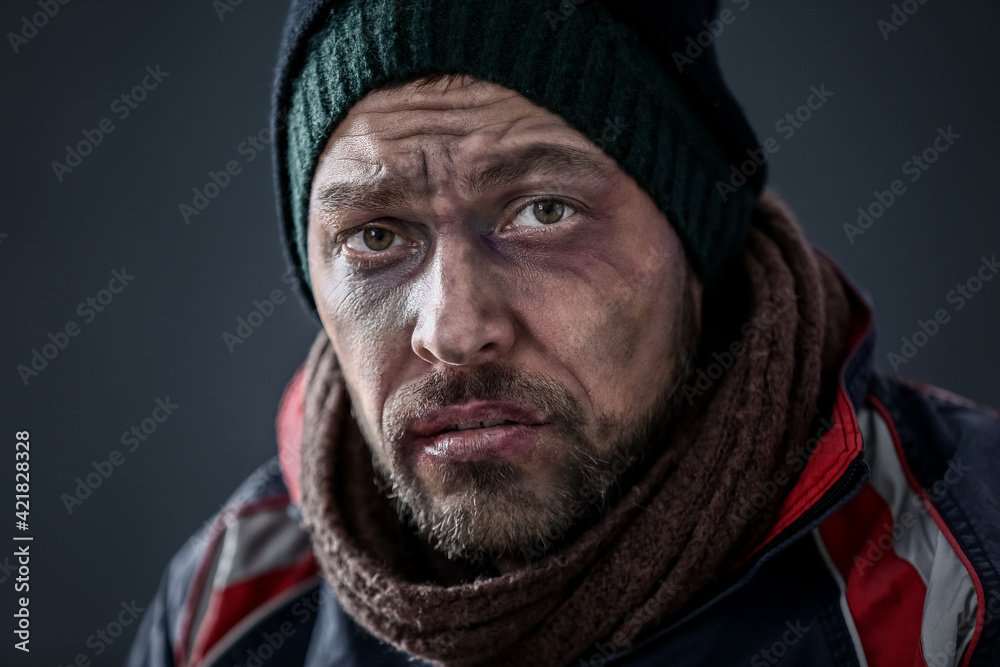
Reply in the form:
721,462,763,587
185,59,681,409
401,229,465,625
126,525,207,667
206,587,319,667
304,581,432,667
600,538,860,667
124,460,294,667
867,374,1000,666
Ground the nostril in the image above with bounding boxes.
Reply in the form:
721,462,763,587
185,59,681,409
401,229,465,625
410,271,516,366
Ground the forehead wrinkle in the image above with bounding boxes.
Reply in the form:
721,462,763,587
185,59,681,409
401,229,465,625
419,145,429,188
314,140,614,217
463,143,616,198
314,146,452,216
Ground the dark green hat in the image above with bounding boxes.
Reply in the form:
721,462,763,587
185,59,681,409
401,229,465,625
272,0,764,313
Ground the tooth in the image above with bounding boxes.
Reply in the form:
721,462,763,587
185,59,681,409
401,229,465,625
440,419,518,433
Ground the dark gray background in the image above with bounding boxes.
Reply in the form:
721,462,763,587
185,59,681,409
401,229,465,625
1,1,997,664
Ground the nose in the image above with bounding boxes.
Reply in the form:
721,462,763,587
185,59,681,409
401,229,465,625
410,240,516,366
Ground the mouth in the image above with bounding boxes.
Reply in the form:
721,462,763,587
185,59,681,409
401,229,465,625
407,401,548,463
438,419,520,433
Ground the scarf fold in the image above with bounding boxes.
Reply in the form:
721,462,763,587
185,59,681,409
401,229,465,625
297,190,851,666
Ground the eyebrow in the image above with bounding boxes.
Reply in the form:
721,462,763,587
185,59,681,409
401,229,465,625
313,143,615,216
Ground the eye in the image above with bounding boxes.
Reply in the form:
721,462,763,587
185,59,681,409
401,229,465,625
344,226,404,253
511,199,575,228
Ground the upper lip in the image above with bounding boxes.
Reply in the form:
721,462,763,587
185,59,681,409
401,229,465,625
408,401,547,439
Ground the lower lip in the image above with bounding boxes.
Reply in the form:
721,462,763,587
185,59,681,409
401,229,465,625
415,424,545,463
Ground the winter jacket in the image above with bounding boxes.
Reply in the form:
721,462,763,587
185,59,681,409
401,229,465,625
126,271,1000,667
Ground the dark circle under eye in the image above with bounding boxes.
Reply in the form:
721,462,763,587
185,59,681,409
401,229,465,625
533,200,565,225
364,228,395,251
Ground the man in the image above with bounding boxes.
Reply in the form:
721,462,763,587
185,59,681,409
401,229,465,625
128,0,1000,665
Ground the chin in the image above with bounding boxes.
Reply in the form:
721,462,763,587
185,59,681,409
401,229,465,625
394,458,605,565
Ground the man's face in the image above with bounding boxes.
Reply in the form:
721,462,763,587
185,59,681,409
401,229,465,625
307,75,700,565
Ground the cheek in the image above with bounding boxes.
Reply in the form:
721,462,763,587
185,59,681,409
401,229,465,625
555,275,642,367
310,254,414,432
518,225,686,408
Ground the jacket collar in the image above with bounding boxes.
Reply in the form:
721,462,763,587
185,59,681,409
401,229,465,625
738,255,876,562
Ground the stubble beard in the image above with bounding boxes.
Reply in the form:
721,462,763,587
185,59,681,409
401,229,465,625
350,286,699,568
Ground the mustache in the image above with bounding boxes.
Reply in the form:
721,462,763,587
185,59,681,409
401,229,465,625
382,362,587,444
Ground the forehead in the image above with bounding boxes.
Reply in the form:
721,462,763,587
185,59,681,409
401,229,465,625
311,75,605,182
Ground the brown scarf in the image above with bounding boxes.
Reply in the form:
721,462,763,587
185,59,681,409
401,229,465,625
297,191,851,666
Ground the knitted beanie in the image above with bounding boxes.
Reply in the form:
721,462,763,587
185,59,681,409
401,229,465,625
272,0,765,313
